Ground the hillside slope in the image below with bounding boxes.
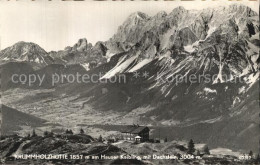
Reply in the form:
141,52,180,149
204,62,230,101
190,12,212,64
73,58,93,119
1,105,46,135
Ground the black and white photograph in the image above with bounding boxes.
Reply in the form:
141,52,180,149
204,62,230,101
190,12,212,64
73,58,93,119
0,0,259,164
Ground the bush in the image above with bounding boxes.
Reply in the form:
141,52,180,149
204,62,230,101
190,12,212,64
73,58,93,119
175,144,186,151
249,150,253,157
44,131,54,137
187,139,195,154
31,129,37,137
98,135,103,142
80,128,85,134
65,129,73,134
204,146,210,155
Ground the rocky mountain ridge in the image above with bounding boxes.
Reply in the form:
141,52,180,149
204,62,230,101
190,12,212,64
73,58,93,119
104,4,258,75
0,42,54,67
49,38,107,69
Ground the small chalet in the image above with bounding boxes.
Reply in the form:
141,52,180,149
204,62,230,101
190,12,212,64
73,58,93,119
120,125,150,142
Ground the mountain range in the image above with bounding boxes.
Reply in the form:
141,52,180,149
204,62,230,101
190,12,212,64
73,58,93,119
0,4,259,152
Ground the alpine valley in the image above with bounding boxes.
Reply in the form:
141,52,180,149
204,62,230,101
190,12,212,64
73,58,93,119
1,3,259,160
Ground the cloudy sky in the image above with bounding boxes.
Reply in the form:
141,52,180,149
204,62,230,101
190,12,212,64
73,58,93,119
0,0,258,51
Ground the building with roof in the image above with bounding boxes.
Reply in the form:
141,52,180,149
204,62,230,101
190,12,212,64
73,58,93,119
120,125,150,142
